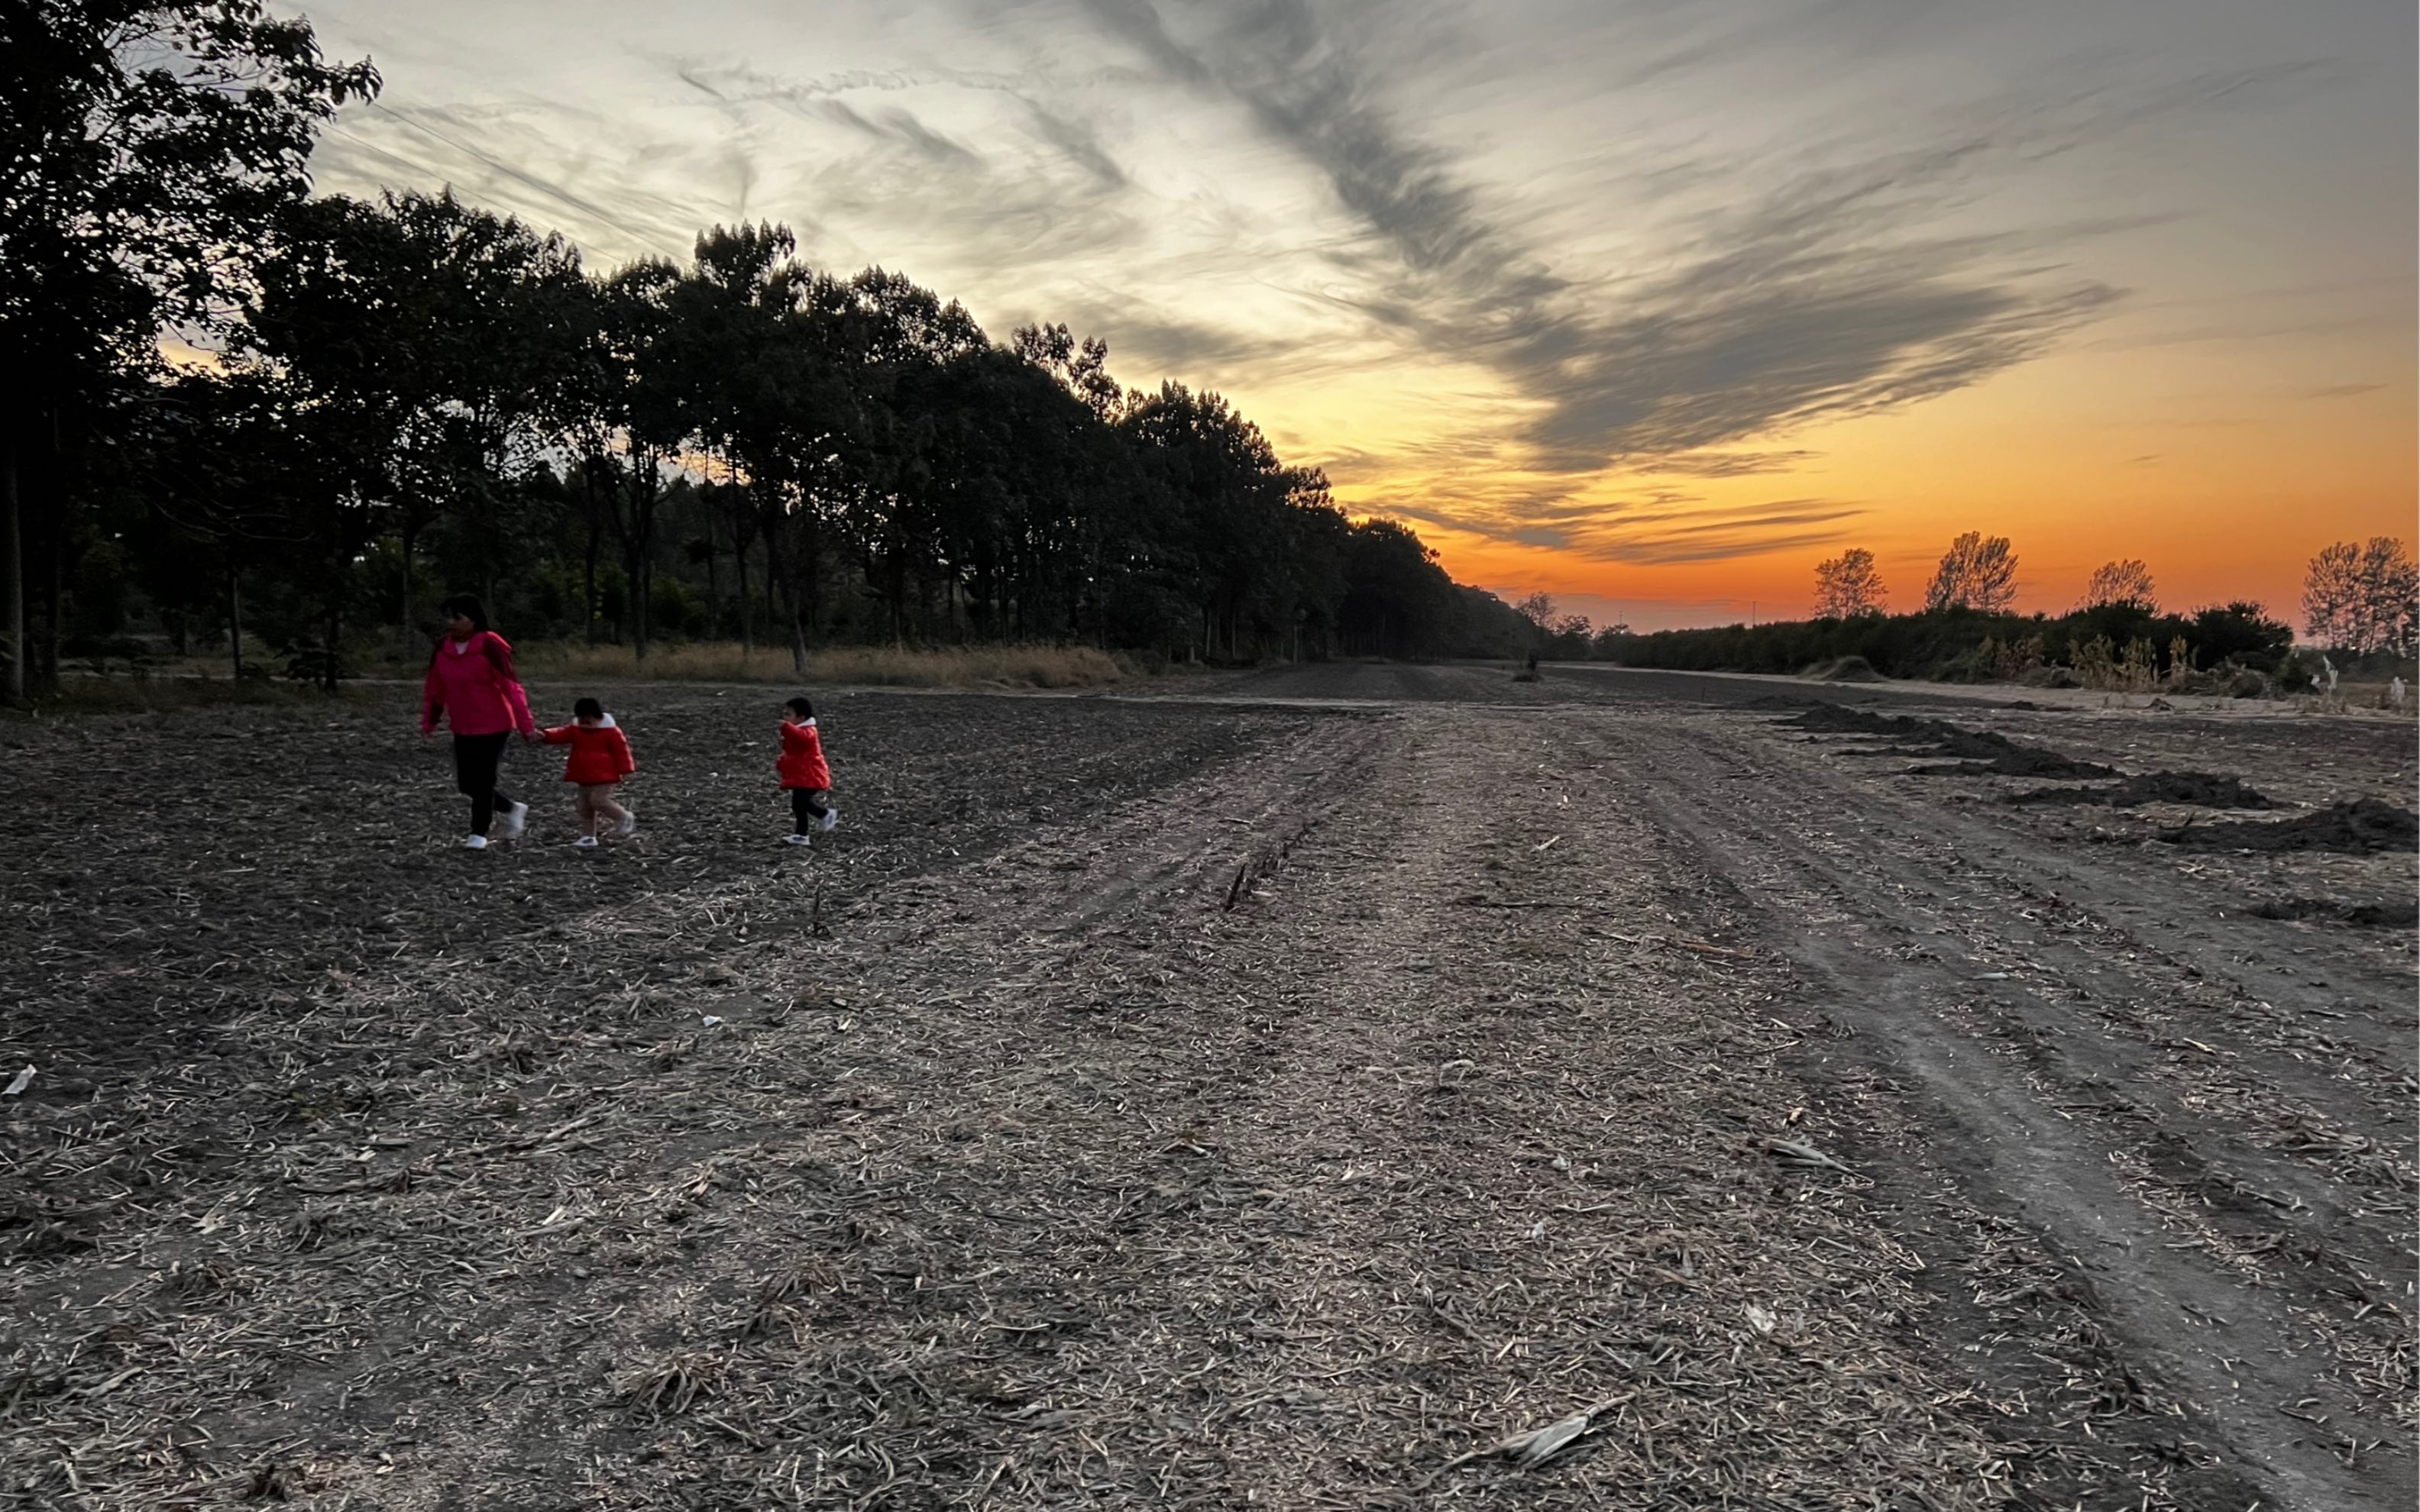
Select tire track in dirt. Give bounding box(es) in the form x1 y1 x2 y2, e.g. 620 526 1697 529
1607 712 2414 1511
1141 709 2017 1507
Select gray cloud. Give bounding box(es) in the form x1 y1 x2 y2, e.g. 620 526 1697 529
806 100 982 164
1022 100 1128 189
1059 309 1292 377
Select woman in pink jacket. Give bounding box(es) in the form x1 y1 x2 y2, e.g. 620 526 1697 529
419 595 539 849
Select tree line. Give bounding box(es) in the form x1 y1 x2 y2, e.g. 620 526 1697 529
2 0 1533 698
1606 533 2415 685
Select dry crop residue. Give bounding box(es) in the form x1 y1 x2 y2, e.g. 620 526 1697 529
1 669 2411 1509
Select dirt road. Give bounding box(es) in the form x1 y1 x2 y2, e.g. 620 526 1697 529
2 665 2411 1508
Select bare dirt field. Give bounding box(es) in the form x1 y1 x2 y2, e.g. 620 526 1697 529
3 663 2412 1510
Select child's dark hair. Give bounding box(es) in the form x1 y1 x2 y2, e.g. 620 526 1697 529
573 696 603 720
784 696 814 719
438 593 489 632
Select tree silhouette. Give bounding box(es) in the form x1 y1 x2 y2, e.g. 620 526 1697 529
1924 532 2018 613
0 0 376 699
2304 538 2416 654
2081 559 2156 612
1813 548 1886 618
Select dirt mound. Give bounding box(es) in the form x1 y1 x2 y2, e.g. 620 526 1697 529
1788 706 2114 779
2162 797 2419 855
2011 772 2274 809
1789 704 1923 736
1911 749 2116 780
2247 896 2413 929
1804 655 1884 682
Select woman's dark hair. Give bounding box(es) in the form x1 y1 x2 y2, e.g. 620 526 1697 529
573 696 603 720
438 594 489 633
784 696 814 719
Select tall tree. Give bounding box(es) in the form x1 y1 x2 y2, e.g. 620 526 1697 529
2301 541 2361 651
1924 532 2018 612
2354 537 2418 657
1813 548 1886 618
2081 558 2156 612
0 0 376 699
2305 537 2418 654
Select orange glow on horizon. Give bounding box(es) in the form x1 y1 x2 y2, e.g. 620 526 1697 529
1311 326 2417 632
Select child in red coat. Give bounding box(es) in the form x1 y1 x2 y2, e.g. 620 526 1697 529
778 696 838 846
541 696 638 848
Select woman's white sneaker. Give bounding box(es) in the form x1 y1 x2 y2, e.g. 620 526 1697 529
495 800 529 840
461 834 488 851
781 833 811 847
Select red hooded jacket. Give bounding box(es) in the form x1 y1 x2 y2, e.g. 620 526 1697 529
541 716 636 785
421 632 537 738
778 718 830 790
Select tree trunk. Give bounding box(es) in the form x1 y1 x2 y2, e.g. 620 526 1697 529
400 518 418 645
36 409 63 690
42 483 62 690
762 530 778 634
636 555 652 661
733 534 752 651
0 433 21 705
228 558 244 680
583 510 600 647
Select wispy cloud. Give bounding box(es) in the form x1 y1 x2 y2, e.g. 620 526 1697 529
1078 0 2122 478
1369 485 1866 565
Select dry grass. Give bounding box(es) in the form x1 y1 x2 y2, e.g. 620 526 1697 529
518 641 1136 690
6 671 354 716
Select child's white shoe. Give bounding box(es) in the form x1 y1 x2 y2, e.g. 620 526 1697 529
461 834 488 851
495 800 529 840
781 833 811 847
817 806 839 833
574 835 599 849
613 809 636 838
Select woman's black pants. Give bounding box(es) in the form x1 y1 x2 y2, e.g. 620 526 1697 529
452 732 520 835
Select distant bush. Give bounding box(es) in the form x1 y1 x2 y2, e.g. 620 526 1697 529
1597 600 2299 687
514 641 1137 690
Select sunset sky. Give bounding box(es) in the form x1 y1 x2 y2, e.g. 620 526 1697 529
299 0 2415 632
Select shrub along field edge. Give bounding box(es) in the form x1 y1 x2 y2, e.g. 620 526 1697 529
15 643 1147 711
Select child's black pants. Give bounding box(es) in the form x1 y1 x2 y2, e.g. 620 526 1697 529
790 788 831 833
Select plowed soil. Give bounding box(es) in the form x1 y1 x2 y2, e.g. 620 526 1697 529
2 664 2412 1510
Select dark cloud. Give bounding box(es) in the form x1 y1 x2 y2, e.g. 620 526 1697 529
1575 497 1868 567
1361 483 1865 566
803 100 982 164
1634 449 1823 479
1071 310 1292 376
